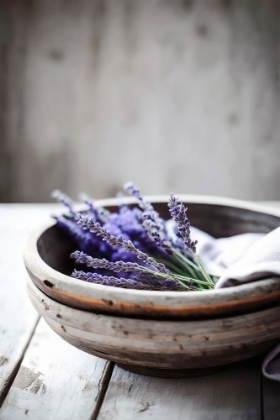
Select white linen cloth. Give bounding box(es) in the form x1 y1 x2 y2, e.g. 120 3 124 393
191 226 280 382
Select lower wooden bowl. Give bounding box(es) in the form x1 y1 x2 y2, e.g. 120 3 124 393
27 277 280 376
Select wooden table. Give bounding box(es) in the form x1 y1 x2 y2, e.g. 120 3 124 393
0 203 280 420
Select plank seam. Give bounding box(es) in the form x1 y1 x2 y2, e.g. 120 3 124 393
91 362 114 420
0 315 40 409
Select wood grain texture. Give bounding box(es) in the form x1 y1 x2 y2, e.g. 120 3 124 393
0 0 280 202
27 276 280 372
24 197 280 318
0 205 58 406
0 319 113 420
98 359 261 420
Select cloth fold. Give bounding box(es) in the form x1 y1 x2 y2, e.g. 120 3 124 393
191 226 280 382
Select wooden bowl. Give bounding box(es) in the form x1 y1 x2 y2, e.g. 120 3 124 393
27 276 280 375
24 195 280 319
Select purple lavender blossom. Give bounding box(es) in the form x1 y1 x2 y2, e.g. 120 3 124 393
79 193 110 223
54 216 105 256
100 207 161 266
125 182 154 213
125 182 173 254
143 219 164 247
71 250 146 273
132 271 185 290
52 186 210 291
54 200 168 278
72 270 154 289
71 250 182 289
76 214 171 275
168 194 197 252
125 182 164 236
142 219 173 256
125 182 161 231
72 270 183 291
52 190 76 217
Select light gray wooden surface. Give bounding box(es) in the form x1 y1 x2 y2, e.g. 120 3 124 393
0 0 280 202
0 320 112 420
0 203 280 420
98 360 261 420
0 205 62 407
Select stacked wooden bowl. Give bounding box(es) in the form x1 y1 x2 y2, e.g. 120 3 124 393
24 196 280 377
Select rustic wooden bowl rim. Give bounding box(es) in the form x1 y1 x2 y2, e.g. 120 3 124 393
24 195 280 309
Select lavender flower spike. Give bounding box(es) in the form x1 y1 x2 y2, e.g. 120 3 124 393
79 193 110 223
125 182 171 252
71 250 146 273
125 182 160 226
52 189 76 217
72 270 169 290
76 214 171 275
124 182 153 213
168 194 198 252
142 219 172 256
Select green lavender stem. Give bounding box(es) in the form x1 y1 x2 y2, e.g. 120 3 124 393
170 253 203 290
172 252 201 279
171 248 205 288
171 247 214 287
193 253 215 286
171 272 213 287
164 246 215 290
136 265 210 290
158 259 188 276
171 248 200 272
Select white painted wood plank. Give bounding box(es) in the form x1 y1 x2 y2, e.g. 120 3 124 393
98 360 261 420
0 205 59 405
0 319 113 420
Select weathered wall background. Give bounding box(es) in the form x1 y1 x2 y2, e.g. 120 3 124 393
0 0 279 202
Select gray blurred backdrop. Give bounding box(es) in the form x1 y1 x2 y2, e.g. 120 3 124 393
0 0 280 202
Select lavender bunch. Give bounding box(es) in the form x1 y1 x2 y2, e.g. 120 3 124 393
53 183 215 291
74 210 213 289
